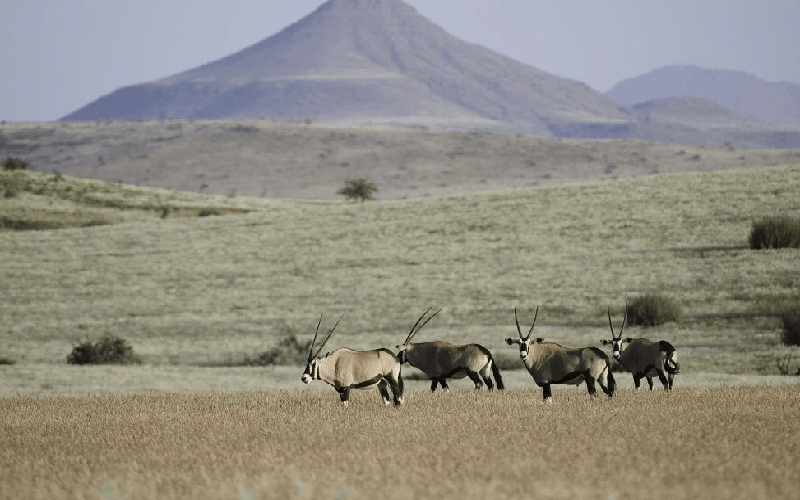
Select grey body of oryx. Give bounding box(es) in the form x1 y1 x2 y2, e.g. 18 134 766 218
507 307 615 402
301 315 404 406
400 341 505 392
396 308 504 392
602 306 680 390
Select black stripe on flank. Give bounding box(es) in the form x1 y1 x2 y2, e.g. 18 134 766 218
547 371 585 385
350 374 385 389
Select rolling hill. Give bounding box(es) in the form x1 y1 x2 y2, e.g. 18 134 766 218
606 64 800 125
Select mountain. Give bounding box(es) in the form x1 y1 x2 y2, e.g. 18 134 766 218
606 65 800 125
62 0 632 136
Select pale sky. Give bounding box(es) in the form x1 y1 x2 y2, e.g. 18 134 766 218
3 0 799 122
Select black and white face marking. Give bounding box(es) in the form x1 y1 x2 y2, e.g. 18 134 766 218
611 339 622 360
300 359 317 384
505 337 530 360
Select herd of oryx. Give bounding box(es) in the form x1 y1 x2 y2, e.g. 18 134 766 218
301 305 680 406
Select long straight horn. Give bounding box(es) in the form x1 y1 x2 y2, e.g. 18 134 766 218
527 305 539 337
315 314 343 358
415 308 442 337
619 300 628 338
608 307 621 341
403 307 435 345
309 313 324 361
514 308 523 338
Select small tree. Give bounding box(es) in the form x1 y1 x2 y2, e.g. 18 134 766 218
626 294 682 327
67 334 141 365
337 178 377 202
2 157 30 171
749 217 800 249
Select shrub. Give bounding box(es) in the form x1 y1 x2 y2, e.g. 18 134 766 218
337 178 377 202
781 311 800 347
67 334 141 365
246 332 313 366
626 295 682 327
1 157 30 170
749 217 800 249
0 352 15 365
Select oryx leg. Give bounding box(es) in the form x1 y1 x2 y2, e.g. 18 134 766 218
541 383 553 403
584 375 599 398
633 373 644 390
645 375 655 390
667 372 675 390
467 371 484 390
386 375 404 406
337 387 351 407
377 379 392 406
655 370 670 391
480 365 495 391
434 379 451 392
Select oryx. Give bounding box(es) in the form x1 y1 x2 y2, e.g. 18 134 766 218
300 314 404 407
601 307 679 390
396 308 505 392
506 307 615 402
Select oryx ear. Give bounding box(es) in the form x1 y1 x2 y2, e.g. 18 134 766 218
535 338 544 344
625 338 633 342
600 339 611 345
505 338 516 345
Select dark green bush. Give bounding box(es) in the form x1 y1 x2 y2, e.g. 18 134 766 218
781 311 800 347
246 333 313 366
337 178 377 202
2 157 30 170
67 334 141 365
626 295 682 327
749 217 800 249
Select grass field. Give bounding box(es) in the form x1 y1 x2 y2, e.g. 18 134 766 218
2 164 800 391
2 387 799 499
2 161 800 499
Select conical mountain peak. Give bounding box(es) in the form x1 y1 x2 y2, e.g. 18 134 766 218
62 0 630 134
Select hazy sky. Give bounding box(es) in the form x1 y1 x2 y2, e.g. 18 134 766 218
4 0 799 122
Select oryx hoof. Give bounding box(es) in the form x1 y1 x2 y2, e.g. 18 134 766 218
543 397 553 403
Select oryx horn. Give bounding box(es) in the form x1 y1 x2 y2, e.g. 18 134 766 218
607 301 627 341
308 313 325 362
315 314 343 358
515 306 538 339
403 307 442 345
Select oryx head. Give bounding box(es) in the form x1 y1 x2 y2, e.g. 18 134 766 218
506 307 543 360
301 313 343 384
395 307 442 364
600 304 628 360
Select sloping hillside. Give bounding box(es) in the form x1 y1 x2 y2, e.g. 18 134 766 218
3 119 800 199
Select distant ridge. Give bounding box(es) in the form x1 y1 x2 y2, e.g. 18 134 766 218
62 0 631 136
606 65 800 125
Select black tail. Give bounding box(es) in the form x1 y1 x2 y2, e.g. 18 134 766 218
664 357 680 374
490 357 505 391
607 366 616 397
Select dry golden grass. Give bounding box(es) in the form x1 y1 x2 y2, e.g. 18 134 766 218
2 387 799 499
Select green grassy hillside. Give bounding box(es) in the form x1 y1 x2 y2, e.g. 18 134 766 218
1 165 799 393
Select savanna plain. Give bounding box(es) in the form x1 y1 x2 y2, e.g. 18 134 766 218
2 126 800 498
